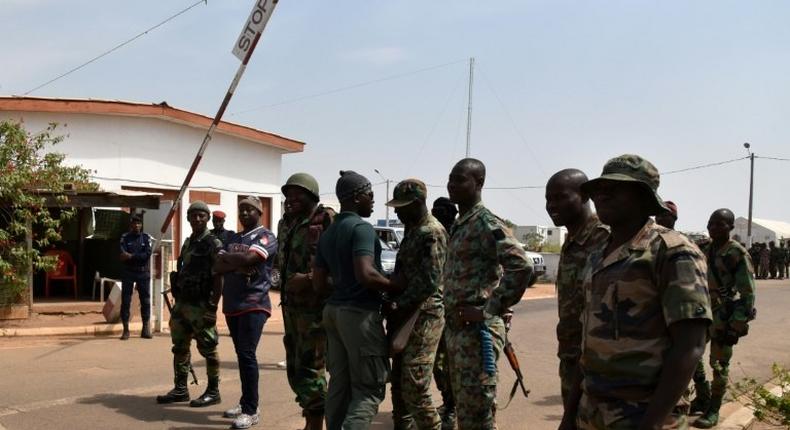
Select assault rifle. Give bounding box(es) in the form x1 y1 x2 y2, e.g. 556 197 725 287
501 310 529 408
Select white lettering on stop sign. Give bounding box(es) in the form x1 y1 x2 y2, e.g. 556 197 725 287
232 0 277 61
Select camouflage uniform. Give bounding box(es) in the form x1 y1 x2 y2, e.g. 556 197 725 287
276 204 334 417
693 239 756 427
556 215 609 405
444 201 532 430
576 219 712 430
170 229 223 387
388 204 447 430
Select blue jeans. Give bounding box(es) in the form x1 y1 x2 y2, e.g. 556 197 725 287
226 311 268 415
121 273 150 323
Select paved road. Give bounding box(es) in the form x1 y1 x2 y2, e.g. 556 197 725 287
1 280 788 430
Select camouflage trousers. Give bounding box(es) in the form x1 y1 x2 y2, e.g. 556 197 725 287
445 314 505 430
283 305 327 415
169 301 220 382
576 394 688 429
433 329 454 408
694 336 734 399
391 309 445 430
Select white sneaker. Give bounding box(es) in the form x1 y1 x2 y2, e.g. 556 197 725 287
231 413 260 429
223 405 242 419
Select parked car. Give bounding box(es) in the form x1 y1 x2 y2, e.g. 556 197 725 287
379 239 397 275
374 226 404 250
523 249 547 281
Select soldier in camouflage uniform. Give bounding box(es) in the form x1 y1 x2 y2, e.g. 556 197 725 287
430 197 458 430
276 173 335 430
692 209 756 428
775 241 786 280
769 241 782 279
157 201 224 407
559 155 712 430
385 179 447 430
444 158 533 430
544 169 609 411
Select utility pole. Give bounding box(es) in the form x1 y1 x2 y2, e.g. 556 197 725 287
375 169 391 226
745 142 754 246
465 57 474 157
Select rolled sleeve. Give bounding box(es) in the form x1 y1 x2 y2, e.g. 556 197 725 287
485 225 532 316
662 253 712 326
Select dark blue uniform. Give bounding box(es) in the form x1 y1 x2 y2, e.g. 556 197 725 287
119 231 152 323
210 227 236 248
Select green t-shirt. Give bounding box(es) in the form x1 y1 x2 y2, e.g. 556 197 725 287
315 211 383 309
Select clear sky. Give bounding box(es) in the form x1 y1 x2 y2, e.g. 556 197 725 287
3 1 789 232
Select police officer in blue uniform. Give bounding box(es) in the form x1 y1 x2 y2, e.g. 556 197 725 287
119 213 153 340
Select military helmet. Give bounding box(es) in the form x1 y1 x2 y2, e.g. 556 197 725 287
282 173 320 201
187 200 210 215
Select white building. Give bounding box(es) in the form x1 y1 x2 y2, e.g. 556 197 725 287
1 96 304 302
512 225 567 249
1 96 304 248
733 217 790 245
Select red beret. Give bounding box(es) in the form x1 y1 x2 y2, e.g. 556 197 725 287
212 210 226 219
664 201 678 218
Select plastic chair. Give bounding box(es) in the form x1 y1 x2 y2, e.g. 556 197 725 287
44 250 78 298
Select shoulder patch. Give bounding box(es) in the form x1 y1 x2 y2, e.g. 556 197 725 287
492 228 506 241
659 231 688 249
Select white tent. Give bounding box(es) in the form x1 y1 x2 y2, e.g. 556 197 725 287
733 217 790 245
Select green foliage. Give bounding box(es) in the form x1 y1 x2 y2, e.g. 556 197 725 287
0 120 97 306
523 232 545 252
732 363 790 428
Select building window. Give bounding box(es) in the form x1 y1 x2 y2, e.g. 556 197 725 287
189 190 221 205
548 230 553 236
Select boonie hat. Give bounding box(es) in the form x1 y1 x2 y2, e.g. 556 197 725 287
581 154 669 215
386 179 428 208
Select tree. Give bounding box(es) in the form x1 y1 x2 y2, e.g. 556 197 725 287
0 120 97 306
523 232 545 252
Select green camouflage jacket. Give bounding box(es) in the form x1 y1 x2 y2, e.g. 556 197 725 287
556 214 609 362
275 205 334 306
706 239 756 322
392 213 448 315
580 219 712 402
444 201 532 317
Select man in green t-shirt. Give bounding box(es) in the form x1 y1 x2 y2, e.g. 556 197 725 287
314 170 401 430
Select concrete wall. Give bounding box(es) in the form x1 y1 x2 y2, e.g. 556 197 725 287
2 111 286 245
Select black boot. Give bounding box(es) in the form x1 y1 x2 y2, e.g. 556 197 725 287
156 376 190 404
141 321 152 339
690 381 711 415
693 395 722 428
120 321 130 340
189 377 220 407
439 403 457 430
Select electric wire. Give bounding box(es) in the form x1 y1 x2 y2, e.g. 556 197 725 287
478 66 546 175
756 155 790 162
661 156 749 175
229 59 467 116
24 0 208 95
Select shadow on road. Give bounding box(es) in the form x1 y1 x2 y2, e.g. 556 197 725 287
533 394 563 406
78 393 228 428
